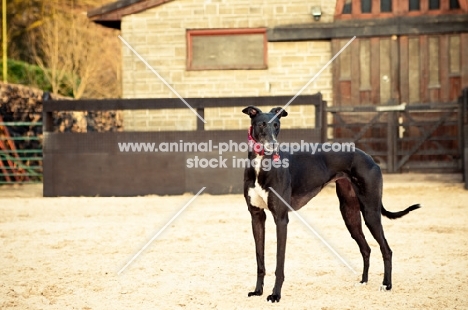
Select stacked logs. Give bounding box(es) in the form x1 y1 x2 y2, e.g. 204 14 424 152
0 82 123 134
1 83 46 159
0 82 123 183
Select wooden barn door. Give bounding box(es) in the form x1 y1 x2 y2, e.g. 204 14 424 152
332 36 400 106
331 34 468 172
332 34 467 106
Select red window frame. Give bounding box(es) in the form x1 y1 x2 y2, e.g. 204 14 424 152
186 28 268 71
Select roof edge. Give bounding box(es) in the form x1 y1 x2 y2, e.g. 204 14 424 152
88 0 143 18
88 0 173 29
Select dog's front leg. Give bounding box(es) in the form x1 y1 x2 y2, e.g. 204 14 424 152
268 210 289 303
248 206 266 297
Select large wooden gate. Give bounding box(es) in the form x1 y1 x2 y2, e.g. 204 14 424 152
323 100 463 172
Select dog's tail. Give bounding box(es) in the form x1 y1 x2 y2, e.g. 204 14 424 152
381 204 421 219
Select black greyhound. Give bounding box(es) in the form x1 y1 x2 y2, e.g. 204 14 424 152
243 106 420 303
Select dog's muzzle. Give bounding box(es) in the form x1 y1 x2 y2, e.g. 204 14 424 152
263 141 278 153
247 126 280 162
264 141 280 162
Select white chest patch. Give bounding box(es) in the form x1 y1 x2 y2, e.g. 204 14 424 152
247 156 269 210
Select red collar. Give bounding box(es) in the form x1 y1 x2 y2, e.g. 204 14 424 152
248 126 280 162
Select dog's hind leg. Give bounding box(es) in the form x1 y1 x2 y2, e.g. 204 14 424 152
354 169 393 291
361 208 393 291
336 178 371 284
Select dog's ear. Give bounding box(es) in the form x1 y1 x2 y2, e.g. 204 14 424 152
270 107 288 119
242 106 262 118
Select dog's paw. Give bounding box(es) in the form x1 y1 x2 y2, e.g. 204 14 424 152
248 290 263 297
354 281 367 287
267 294 281 303
379 284 392 292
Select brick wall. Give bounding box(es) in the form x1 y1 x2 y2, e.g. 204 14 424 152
121 0 336 131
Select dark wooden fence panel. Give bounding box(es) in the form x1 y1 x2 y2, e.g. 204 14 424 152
43 130 322 196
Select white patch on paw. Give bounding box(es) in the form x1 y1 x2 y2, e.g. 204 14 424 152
379 285 390 292
354 282 367 287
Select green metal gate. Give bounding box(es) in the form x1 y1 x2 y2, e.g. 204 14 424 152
0 117 43 184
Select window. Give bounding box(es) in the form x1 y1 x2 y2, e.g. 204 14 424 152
381 0 392 12
450 0 461 9
361 0 372 13
429 0 440 9
186 29 267 70
343 1 352 13
409 0 421 11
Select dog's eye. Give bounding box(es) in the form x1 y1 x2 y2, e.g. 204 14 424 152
273 123 279 128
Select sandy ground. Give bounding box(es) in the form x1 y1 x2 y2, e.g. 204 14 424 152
1 174 468 309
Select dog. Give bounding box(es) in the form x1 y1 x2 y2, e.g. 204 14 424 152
242 105 420 302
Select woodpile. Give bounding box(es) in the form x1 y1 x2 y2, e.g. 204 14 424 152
0 83 45 162
0 82 123 183
0 82 123 134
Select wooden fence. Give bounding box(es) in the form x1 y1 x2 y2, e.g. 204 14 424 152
42 88 468 196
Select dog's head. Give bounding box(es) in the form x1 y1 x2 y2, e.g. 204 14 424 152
242 106 288 154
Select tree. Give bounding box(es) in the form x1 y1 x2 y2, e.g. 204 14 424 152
1 0 121 98
66 13 121 99
31 9 69 96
